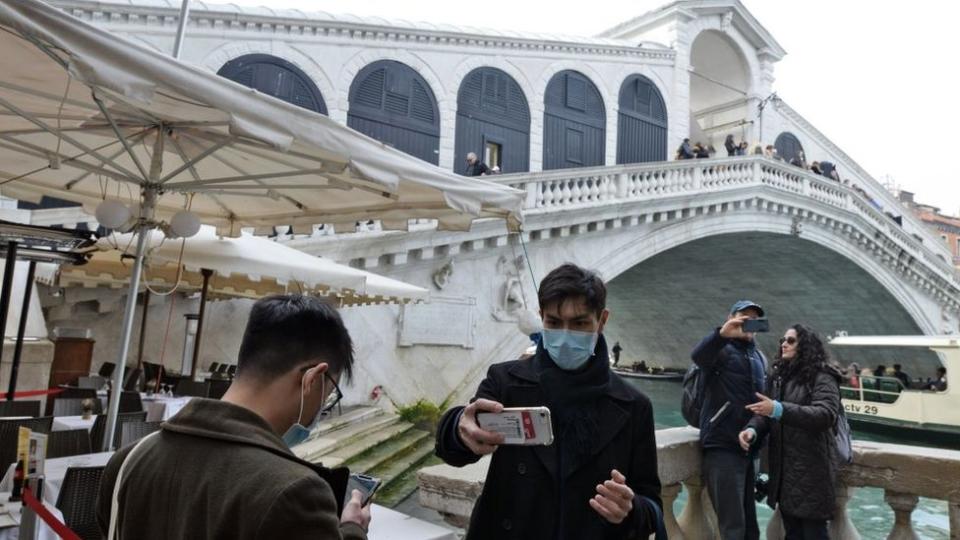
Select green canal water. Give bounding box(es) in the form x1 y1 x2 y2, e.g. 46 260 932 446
627 378 952 539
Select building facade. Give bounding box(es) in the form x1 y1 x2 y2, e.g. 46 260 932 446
900 191 960 268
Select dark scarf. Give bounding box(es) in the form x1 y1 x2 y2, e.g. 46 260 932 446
535 334 611 474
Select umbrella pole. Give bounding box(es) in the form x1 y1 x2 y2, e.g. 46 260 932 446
190 268 212 381
102 227 150 450
136 290 150 370
0 242 17 398
7 261 36 401
172 0 191 59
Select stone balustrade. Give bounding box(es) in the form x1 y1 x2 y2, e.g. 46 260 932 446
417 427 960 539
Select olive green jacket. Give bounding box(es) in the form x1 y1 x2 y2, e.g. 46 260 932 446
96 398 366 540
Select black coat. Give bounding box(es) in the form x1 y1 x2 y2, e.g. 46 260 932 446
691 329 766 451
435 346 662 540
747 365 842 520
465 161 490 176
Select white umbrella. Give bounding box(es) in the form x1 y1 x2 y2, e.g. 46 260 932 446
0 0 523 449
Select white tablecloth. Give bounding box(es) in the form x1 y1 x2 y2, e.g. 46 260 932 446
0 452 114 507
368 504 457 540
144 396 192 422
0 493 64 540
51 416 96 432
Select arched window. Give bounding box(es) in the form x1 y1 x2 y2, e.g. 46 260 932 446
617 75 667 164
543 71 605 170
455 67 530 174
348 60 440 165
217 54 327 114
775 132 805 164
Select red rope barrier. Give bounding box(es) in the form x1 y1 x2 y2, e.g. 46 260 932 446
21 487 82 540
0 388 64 399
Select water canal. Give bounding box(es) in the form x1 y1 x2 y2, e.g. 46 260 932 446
627 378 952 539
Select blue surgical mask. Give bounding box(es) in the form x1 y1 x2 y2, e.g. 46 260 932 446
282 374 325 448
542 328 598 370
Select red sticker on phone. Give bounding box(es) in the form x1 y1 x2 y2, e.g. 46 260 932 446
521 411 536 440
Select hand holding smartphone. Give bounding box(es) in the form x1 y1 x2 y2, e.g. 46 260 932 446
344 473 382 507
476 407 554 446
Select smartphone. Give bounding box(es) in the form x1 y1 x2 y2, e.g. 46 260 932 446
742 318 770 333
344 473 381 507
476 406 554 446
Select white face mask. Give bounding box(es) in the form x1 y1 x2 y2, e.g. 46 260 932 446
282 373 325 447
542 328 598 370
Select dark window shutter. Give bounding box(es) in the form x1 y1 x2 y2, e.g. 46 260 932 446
355 68 385 108
410 81 435 123
566 75 587 111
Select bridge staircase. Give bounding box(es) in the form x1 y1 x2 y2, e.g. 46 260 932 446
293 406 438 507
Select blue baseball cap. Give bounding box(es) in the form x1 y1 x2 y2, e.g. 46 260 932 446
730 300 764 317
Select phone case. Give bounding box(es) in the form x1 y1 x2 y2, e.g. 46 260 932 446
476 406 554 446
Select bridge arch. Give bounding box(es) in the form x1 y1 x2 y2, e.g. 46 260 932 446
688 28 755 150
542 70 606 170
616 74 668 164
594 214 936 341
454 67 531 174
775 131 805 163
217 53 328 114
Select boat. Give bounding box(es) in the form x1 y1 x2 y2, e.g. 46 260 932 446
612 367 684 381
829 335 959 446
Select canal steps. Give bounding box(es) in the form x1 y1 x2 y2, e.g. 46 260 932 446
294 406 436 507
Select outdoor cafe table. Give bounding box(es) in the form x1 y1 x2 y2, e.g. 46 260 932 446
143 395 193 422
51 415 96 432
0 452 114 507
0 492 64 540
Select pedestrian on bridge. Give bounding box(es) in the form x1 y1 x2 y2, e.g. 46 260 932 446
435 263 663 539
739 324 842 540
690 300 768 540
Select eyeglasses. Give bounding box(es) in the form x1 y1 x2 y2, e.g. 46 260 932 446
321 372 343 414
779 337 797 346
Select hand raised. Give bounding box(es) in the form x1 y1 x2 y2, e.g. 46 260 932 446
720 315 751 340
745 392 775 417
457 398 506 456
589 469 634 524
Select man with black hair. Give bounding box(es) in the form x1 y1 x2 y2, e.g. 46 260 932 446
435 263 662 539
97 295 370 540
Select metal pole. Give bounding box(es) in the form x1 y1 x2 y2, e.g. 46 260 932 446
190 268 212 380
136 290 150 369
0 242 18 389
103 226 151 450
172 0 191 59
8 261 36 400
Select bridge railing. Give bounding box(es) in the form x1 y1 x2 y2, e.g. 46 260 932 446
494 156 960 286
417 427 960 539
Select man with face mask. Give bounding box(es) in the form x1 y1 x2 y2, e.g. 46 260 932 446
96 295 370 539
435 264 662 539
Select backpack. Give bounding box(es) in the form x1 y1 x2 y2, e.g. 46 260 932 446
681 364 706 427
833 391 853 465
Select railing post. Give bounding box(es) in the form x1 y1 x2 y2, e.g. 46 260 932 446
616 172 628 199
661 483 686 540
524 182 538 209
801 176 811 197
678 475 714 540
830 484 862 540
692 165 702 190
752 159 762 185
884 491 920 540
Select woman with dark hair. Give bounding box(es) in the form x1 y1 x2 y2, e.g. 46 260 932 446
725 134 737 157
737 325 842 540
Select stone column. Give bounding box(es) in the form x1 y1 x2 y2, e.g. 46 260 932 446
830 484 862 540
884 491 919 540
677 475 714 540
660 483 685 540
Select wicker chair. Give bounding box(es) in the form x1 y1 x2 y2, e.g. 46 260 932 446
207 379 230 400
175 380 210 398
52 398 103 417
120 421 162 448
56 466 105 540
90 411 147 451
0 416 54 472
47 429 93 459
0 399 40 418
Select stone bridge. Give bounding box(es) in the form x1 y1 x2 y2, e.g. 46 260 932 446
274 155 960 407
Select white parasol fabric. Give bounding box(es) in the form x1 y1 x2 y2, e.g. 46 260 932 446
37 225 428 305
0 0 524 233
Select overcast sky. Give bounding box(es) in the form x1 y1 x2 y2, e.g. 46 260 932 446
224 0 960 214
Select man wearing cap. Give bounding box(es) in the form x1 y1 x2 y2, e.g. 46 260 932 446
690 301 767 540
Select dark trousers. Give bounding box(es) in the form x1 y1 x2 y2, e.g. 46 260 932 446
781 511 828 540
703 448 759 540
